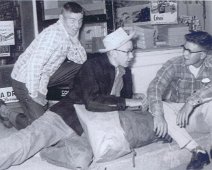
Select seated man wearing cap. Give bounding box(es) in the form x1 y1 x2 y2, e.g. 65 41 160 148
0 27 151 169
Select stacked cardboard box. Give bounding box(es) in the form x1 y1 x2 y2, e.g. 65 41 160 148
134 26 155 49
158 25 189 46
124 26 155 49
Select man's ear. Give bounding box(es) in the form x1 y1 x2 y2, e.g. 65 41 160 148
108 50 114 56
107 50 117 60
111 50 119 58
200 52 207 59
59 14 63 21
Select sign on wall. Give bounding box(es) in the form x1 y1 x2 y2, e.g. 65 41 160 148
0 21 15 46
116 1 178 27
150 0 178 24
116 4 151 26
0 87 18 103
0 46 10 57
43 0 106 20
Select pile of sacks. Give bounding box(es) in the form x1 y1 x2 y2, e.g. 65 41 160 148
40 104 158 169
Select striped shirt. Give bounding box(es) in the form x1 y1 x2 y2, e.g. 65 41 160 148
11 19 87 98
147 56 212 116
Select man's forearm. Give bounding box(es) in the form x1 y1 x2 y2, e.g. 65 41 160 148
149 101 164 117
85 96 126 112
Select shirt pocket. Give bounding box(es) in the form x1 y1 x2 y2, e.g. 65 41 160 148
177 79 193 94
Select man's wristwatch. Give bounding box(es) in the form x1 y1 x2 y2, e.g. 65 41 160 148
187 99 201 107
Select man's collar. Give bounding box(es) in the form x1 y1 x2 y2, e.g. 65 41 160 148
202 54 212 67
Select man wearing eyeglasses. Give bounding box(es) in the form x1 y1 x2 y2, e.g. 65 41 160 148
148 31 212 170
49 27 149 135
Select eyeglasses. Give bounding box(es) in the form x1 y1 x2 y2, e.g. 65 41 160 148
181 45 204 54
114 49 134 55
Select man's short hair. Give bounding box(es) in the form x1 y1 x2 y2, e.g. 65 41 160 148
185 31 212 51
62 2 84 14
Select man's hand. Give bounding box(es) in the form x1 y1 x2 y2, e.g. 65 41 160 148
153 115 168 138
32 92 47 106
176 102 194 128
132 93 149 111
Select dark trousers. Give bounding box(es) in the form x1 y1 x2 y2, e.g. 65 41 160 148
11 61 81 130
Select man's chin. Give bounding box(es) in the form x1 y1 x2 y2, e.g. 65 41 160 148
121 63 129 67
126 62 133 67
185 61 191 66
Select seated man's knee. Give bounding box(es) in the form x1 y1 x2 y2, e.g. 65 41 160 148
162 102 178 121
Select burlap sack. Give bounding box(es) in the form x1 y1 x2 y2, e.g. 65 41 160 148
119 110 156 148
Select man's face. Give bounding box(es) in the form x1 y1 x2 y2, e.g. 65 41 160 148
113 41 134 67
183 41 206 67
62 11 83 36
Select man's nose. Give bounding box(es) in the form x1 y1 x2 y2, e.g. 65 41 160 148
128 52 134 60
183 50 190 59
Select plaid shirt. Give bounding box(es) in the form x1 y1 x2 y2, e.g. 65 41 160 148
147 56 212 116
11 19 86 98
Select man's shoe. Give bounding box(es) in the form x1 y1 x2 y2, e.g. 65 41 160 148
210 149 212 159
186 151 210 170
0 99 13 128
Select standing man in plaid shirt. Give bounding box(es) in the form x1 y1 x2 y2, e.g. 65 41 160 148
147 31 212 170
3 2 87 129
